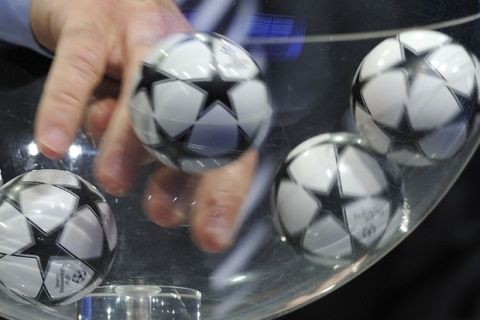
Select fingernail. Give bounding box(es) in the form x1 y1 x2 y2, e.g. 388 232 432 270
204 209 234 248
40 126 70 157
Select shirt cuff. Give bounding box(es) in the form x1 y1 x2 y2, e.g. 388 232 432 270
0 0 51 56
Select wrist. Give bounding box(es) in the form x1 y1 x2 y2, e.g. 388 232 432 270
0 0 51 56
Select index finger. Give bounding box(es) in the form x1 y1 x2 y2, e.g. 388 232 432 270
35 19 109 159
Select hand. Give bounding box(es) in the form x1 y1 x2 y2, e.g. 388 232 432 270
31 0 258 252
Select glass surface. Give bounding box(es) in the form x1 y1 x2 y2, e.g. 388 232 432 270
0 1 480 319
77 285 201 320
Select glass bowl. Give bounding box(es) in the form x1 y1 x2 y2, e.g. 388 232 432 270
0 1 479 319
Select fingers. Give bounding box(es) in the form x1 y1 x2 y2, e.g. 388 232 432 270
93 2 192 196
143 167 198 228
35 19 110 159
93 102 147 196
84 79 120 139
92 24 155 196
190 151 259 253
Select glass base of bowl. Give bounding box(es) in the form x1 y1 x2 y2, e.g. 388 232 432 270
76 285 201 320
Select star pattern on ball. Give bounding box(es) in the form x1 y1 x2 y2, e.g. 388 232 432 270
305 145 357 231
137 67 253 160
135 63 174 109
354 39 472 158
0 170 117 305
375 112 431 156
62 181 104 217
191 73 238 118
129 33 272 172
61 182 114 273
19 224 70 275
450 81 478 124
394 44 446 87
309 179 356 230
280 144 398 258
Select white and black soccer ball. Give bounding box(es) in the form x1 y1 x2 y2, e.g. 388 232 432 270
353 30 478 166
0 169 117 307
130 33 273 173
272 133 402 266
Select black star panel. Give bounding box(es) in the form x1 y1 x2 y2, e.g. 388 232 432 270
191 74 238 118
19 224 70 275
306 145 357 232
394 44 447 88
450 83 478 125
309 181 357 231
135 63 175 109
61 180 104 218
374 113 431 156
60 181 114 273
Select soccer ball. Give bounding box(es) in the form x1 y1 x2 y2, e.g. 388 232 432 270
272 133 403 266
130 33 273 173
353 30 478 166
0 169 117 307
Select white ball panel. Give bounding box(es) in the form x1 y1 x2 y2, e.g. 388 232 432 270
231 80 270 137
95 202 118 251
187 104 238 156
288 144 338 194
144 34 191 66
286 134 334 162
303 215 352 257
362 70 407 127
345 197 390 247
399 30 450 54
276 180 319 235
360 39 404 80
407 74 460 130
338 147 387 197
44 258 94 300
0 256 43 298
355 107 392 154
213 37 259 80
419 121 468 160
0 203 33 254
59 207 104 260
22 170 79 188
20 185 78 234
154 81 204 138
130 89 161 145
427 44 475 97
473 55 480 104
159 39 213 80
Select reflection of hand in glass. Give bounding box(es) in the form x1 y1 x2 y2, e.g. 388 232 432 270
31 0 257 253
144 151 258 253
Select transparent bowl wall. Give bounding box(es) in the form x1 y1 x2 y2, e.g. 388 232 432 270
1 1 480 319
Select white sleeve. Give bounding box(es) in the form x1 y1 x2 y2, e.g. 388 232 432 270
0 0 50 55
